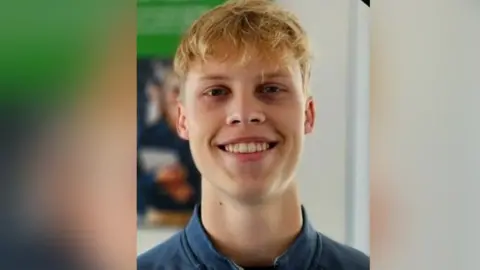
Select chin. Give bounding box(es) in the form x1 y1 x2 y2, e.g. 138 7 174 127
223 173 277 201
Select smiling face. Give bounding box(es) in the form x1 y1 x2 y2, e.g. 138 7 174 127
177 53 315 203
172 0 313 203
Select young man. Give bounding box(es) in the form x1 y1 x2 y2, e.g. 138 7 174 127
138 0 370 269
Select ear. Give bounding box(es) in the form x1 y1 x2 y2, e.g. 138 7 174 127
304 96 315 134
176 101 189 140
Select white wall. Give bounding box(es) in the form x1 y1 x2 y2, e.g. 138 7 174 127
137 0 370 254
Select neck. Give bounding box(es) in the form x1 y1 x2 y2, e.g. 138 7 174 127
200 182 303 267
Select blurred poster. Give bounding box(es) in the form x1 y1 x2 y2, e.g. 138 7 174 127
137 0 224 228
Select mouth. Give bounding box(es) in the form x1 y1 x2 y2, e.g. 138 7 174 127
217 142 279 154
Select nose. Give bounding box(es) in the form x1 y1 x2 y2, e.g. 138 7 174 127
227 112 266 125
226 98 266 126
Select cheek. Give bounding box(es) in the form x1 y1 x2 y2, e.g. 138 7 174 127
186 110 220 147
187 99 224 130
187 97 214 116
270 103 304 132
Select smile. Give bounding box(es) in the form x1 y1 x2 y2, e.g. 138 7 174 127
218 142 278 154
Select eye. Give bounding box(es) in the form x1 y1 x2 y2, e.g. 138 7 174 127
259 85 282 94
205 87 229 96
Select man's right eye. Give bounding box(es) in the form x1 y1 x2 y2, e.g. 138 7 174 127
206 88 228 96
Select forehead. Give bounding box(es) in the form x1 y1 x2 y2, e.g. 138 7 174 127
186 52 302 82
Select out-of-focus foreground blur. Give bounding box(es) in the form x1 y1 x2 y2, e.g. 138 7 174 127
370 0 480 269
0 1 136 269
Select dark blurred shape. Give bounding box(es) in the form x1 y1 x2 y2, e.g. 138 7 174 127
0 228 96 270
138 59 155 139
137 62 201 228
0 0 136 269
0 106 99 270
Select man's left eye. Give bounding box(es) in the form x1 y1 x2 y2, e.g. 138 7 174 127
261 85 281 93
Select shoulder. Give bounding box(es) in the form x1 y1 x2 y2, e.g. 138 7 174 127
316 233 370 270
137 232 194 270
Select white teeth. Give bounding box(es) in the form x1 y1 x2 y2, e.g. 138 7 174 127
223 142 271 153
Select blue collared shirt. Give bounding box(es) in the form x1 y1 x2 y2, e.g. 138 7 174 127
138 205 369 270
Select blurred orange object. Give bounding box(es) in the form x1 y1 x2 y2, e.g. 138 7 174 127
157 163 186 183
170 184 194 203
156 164 194 203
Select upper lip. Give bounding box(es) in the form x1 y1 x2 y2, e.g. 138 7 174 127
217 136 277 145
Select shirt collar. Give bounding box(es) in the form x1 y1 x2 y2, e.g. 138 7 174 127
183 204 322 269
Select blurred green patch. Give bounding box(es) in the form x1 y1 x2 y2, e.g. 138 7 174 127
0 0 130 106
